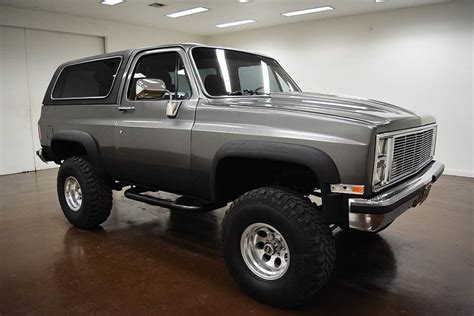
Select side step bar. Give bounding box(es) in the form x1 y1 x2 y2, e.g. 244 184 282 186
124 187 215 212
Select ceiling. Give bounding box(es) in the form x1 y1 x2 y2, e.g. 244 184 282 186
0 0 448 36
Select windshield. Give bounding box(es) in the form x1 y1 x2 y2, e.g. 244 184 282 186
192 47 300 96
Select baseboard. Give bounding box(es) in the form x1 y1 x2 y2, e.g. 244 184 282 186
444 168 474 178
0 166 59 177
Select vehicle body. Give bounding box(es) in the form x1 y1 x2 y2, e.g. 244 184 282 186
37 43 444 307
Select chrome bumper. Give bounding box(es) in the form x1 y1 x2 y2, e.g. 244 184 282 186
348 161 444 232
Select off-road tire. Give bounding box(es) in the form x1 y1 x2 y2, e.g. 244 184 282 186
57 156 112 229
221 187 336 308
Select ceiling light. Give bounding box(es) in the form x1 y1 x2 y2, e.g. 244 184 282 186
374 0 387 2
100 0 125 5
282 6 334 17
166 7 209 18
238 0 250 2
216 19 256 28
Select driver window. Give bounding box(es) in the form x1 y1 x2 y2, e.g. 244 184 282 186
128 52 192 100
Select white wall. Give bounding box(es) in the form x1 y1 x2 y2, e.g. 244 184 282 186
0 26 36 174
1 26 107 175
0 5 204 52
0 6 204 175
471 1 474 174
208 1 474 177
0 3 472 177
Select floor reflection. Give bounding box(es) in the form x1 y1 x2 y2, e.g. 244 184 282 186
58 212 397 299
332 230 397 290
2 169 471 314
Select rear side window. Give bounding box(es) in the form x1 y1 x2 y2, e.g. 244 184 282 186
52 57 121 99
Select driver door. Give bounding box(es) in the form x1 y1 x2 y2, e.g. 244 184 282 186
114 48 198 193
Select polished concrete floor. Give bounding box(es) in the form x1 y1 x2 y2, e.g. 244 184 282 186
0 169 472 315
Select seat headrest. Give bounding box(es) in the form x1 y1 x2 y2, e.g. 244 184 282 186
204 74 227 96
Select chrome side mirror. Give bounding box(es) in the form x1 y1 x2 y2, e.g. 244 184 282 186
135 78 181 118
136 78 167 100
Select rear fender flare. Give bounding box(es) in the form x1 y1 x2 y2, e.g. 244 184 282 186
51 130 103 174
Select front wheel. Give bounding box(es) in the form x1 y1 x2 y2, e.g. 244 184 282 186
221 187 336 308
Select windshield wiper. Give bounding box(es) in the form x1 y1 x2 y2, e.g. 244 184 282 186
227 89 270 96
227 89 256 96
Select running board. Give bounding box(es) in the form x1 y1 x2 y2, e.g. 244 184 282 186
124 188 215 212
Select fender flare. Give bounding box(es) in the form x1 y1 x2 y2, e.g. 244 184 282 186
211 140 340 201
51 130 103 173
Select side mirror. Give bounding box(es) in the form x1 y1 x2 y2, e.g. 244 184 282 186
136 78 167 100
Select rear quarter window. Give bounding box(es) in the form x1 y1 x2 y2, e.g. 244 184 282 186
52 57 122 99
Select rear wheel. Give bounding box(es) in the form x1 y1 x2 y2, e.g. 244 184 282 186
57 156 112 229
221 187 336 308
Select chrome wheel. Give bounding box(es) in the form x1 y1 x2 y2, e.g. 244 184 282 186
64 176 82 211
240 223 290 280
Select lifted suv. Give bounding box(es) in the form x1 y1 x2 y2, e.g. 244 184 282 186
37 44 444 307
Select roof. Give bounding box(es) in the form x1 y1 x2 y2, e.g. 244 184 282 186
59 43 273 68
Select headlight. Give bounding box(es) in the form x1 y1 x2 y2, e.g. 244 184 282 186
377 138 388 157
372 136 393 188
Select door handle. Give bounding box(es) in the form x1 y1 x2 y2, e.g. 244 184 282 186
118 106 135 112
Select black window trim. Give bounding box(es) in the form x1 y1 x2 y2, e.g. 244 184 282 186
50 55 123 101
125 48 195 102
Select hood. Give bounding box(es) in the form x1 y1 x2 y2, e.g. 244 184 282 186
212 92 436 132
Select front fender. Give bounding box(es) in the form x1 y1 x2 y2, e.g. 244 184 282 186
211 140 340 198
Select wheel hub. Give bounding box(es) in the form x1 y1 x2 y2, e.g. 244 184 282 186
263 243 275 255
64 176 82 212
240 223 290 280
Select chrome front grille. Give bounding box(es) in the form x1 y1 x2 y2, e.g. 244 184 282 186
389 127 435 183
373 124 437 192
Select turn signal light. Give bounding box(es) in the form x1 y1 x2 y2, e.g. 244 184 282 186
330 184 365 195
351 186 364 194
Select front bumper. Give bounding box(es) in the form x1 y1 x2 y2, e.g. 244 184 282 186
348 161 444 232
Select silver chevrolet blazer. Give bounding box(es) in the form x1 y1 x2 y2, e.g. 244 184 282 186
37 43 444 307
